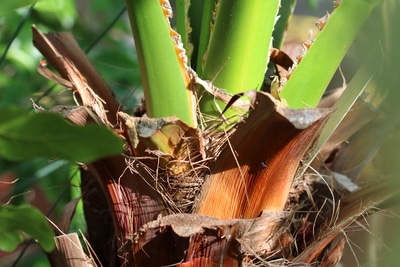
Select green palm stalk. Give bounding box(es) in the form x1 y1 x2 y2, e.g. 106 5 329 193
199 0 280 117
125 0 196 126
280 0 381 108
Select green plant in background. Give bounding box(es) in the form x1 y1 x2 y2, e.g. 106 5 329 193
0 205 55 253
1 0 400 266
0 0 131 265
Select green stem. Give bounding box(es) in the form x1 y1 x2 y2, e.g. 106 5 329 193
199 0 280 117
194 0 217 75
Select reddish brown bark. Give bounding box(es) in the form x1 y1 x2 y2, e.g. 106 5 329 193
196 93 332 219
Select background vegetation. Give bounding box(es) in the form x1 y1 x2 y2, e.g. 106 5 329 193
0 1 137 265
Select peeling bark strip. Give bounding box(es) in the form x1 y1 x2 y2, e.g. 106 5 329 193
32 25 120 125
196 92 333 219
32 26 169 266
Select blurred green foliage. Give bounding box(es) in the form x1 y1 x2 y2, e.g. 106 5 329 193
0 0 141 110
0 0 139 265
0 205 55 252
0 107 123 162
306 0 323 10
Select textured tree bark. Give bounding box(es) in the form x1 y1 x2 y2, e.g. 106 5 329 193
196 93 332 218
49 233 92 267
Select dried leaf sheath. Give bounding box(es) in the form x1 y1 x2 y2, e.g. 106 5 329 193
32 26 169 265
196 92 332 218
118 112 208 212
86 156 170 264
136 212 289 267
32 25 119 125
